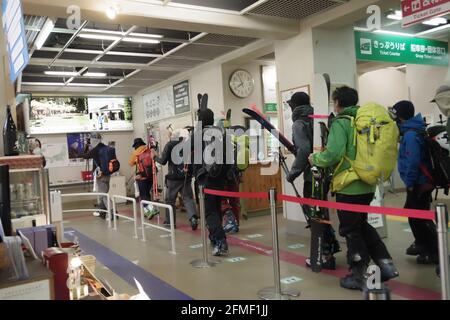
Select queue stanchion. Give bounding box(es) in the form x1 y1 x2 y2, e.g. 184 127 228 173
436 203 450 300
258 188 300 300
190 185 220 268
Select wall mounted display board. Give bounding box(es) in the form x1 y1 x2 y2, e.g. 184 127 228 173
29 97 133 134
355 31 449 66
173 80 190 115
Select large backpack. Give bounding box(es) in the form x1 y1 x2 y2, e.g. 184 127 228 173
332 103 399 191
136 147 153 180
230 125 250 172
98 145 120 176
203 126 228 178
420 126 450 196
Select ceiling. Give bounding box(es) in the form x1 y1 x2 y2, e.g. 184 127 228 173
20 0 350 96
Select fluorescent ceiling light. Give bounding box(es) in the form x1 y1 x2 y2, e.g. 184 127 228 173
78 33 121 41
416 23 450 36
22 82 64 86
374 29 414 37
82 28 125 36
35 18 55 49
44 71 78 76
106 6 119 20
78 33 160 44
422 17 447 26
83 72 107 77
123 37 160 44
106 51 161 57
387 10 402 21
130 32 163 39
67 83 108 87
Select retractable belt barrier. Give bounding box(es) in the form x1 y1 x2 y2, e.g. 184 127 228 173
203 189 435 220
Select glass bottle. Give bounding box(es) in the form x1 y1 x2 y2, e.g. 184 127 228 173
3 105 19 156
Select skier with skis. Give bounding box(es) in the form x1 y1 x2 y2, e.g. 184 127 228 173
286 92 340 270
309 86 399 290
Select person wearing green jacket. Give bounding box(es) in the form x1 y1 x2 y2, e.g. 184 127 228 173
309 86 398 291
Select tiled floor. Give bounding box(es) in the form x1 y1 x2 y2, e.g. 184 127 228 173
62 190 449 300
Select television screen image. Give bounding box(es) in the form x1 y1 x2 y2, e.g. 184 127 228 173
29 96 133 134
66 133 91 160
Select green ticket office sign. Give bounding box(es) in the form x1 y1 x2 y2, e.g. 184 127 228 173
264 103 278 113
355 31 449 66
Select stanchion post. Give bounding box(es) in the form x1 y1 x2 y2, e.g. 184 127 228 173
140 201 147 242
132 200 138 239
258 188 300 300
112 197 117 231
436 203 449 300
190 185 219 268
107 194 112 229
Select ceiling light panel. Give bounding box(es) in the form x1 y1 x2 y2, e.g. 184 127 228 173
170 0 259 11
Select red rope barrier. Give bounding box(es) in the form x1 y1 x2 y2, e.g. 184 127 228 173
203 188 435 221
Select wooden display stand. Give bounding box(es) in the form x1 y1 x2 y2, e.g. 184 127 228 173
241 162 283 216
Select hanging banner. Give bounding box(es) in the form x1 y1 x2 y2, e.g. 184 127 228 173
2 0 29 83
355 31 449 66
402 0 450 28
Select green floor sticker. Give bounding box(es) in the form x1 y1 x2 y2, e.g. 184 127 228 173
281 276 302 284
403 228 412 233
189 244 203 249
247 234 263 239
226 257 247 263
160 234 171 238
288 243 305 249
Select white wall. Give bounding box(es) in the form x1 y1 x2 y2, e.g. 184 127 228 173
406 65 448 124
359 69 408 107
222 62 264 126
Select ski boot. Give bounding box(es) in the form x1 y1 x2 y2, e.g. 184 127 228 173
376 259 399 282
212 238 229 256
340 255 368 291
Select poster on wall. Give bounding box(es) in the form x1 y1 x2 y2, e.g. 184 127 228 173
280 85 310 152
66 132 91 159
173 80 190 115
29 97 133 134
39 143 69 168
143 86 175 123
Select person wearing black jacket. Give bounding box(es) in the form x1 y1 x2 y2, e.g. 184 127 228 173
191 107 229 256
154 130 198 230
83 133 114 219
286 92 340 270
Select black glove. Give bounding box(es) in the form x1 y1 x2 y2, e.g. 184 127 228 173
286 173 296 183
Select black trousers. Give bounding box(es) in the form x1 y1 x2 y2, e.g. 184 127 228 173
405 188 438 254
336 193 391 266
203 176 226 242
137 179 152 202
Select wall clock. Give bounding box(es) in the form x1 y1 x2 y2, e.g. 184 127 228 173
229 69 255 98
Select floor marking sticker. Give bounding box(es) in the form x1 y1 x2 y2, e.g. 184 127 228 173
225 257 246 263
403 228 412 233
189 244 203 249
288 243 305 249
160 234 172 238
247 234 263 239
281 276 302 284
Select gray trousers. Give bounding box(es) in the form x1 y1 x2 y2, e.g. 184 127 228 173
165 179 197 223
97 175 110 211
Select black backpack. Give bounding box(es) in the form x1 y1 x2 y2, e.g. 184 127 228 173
419 128 450 196
203 126 233 178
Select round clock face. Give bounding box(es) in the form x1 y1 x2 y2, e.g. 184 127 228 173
229 70 254 98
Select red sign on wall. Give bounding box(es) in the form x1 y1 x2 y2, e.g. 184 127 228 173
402 0 450 27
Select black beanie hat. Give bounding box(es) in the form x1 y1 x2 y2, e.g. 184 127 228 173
288 92 310 108
392 100 415 120
197 108 214 127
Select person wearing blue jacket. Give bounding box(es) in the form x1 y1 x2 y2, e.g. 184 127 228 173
392 101 438 265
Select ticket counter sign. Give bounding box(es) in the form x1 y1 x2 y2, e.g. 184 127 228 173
402 0 450 28
355 31 448 66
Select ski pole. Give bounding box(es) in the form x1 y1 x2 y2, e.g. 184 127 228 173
277 151 311 225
